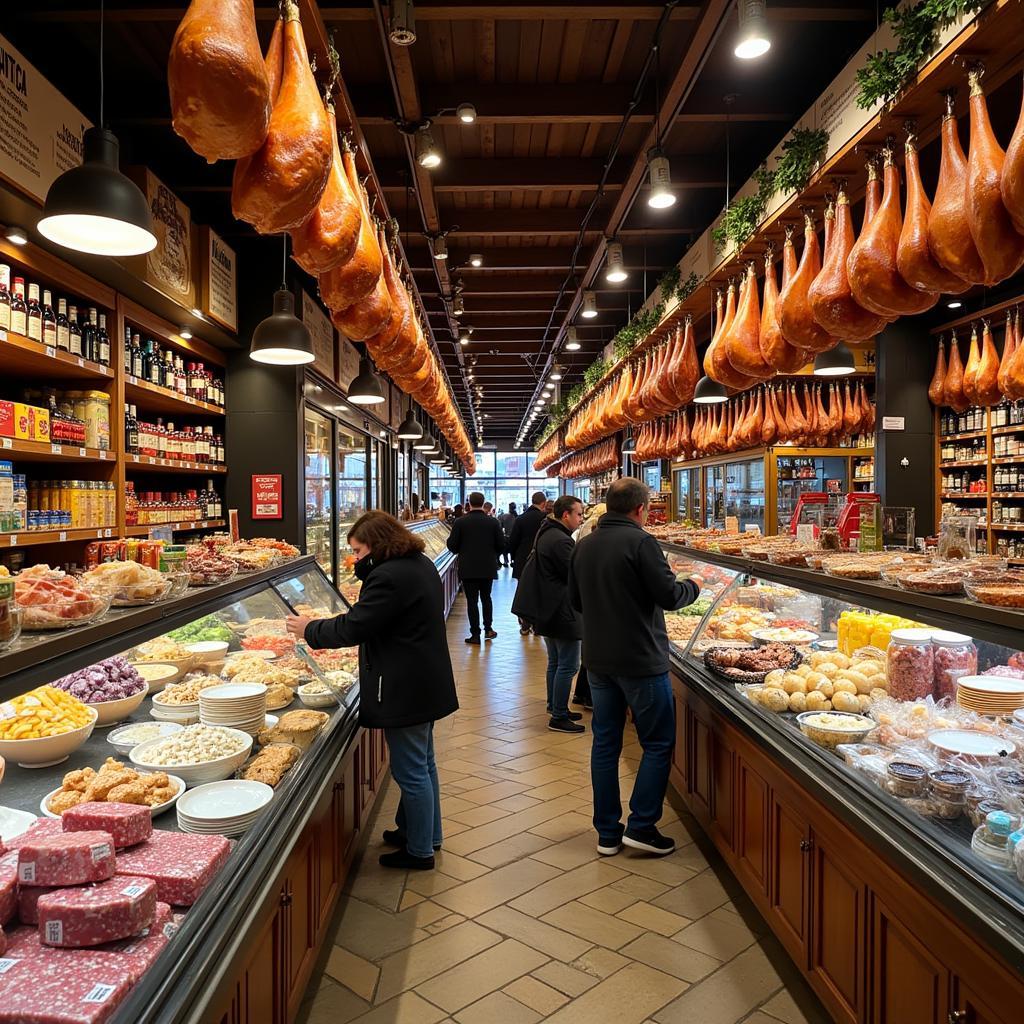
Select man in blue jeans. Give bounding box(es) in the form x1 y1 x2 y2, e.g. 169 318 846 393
569 477 700 856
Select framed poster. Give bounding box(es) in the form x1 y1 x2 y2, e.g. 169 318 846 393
199 227 238 332
301 288 335 379
251 474 283 519
337 336 360 393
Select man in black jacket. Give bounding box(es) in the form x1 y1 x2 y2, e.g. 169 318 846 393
508 491 547 634
569 477 700 858
531 495 586 734
446 491 506 644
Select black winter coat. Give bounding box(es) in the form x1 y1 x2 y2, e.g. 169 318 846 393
568 513 699 676
508 505 546 579
531 518 581 640
304 552 458 729
446 509 505 580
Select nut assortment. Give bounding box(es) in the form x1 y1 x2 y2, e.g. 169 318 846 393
155 675 224 706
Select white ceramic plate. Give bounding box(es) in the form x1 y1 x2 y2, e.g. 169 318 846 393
176 779 273 821
200 683 267 702
956 675 1024 695
0 805 37 841
40 773 186 819
751 628 819 645
928 729 1017 759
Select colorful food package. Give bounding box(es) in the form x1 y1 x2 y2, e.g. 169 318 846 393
62 803 153 849
114 830 230 906
17 831 116 886
38 875 157 948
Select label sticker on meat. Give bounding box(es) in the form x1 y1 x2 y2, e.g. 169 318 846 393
91 842 112 863
18 861 36 883
121 882 147 899
0 958 22 975
45 920 63 944
83 983 117 1004
163 922 178 939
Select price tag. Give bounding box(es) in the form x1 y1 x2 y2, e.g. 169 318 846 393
129 375 137 385
132 454 139 462
98 450 107 459
96 530 103 538
76 357 84 367
200 521 207 529
104 528 112 538
78 447 86 457
45 345 56 358
2 438 11 449
8 535 17 546
59 531 67 542
0 329 7 341
51 443 62 455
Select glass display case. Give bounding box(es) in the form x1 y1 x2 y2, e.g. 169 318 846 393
724 458 765 533
303 408 334 580
673 466 700 524
775 455 848 531
0 556 363 1023
406 518 458 614
653 539 1024 954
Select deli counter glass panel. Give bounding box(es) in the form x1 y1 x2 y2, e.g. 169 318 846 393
724 458 765 534
408 519 451 562
304 408 334 580
776 455 847 532
673 467 700 525
660 546 1024 914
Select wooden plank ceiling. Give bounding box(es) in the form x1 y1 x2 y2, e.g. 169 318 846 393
10 1 880 448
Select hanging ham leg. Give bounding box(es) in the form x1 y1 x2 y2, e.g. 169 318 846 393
928 337 947 406
726 262 774 379
1007 309 1024 400
929 91 987 285
1003 72 1024 235
711 277 758 389
943 330 969 412
967 64 1024 285
761 385 778 445
998 312 1017 400
975 319 1002 406
963 325 982 406
842 380 858 437
779 212 837 353
762 230 808 373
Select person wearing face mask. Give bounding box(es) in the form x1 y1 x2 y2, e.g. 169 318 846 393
286 511 457 872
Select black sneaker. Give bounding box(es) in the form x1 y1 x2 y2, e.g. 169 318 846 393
379 849 435 871
597 835 623 856
383 829 442 851
623 827 676 856
548 717 585 733
485 629 498 640
566 711 583 721
465 635 481 645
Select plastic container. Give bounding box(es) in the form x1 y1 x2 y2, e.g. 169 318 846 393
885 761 928 798
930 630 977 702
970 810 1020 871
886 629 934 701
0 578 22 651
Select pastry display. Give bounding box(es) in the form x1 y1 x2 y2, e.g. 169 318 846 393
240 743 301 786
257 709 328 751
13 565 109 630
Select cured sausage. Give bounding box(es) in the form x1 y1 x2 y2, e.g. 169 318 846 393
928 337 947 406
168 0 271 162
231 2 332 233
929 91 987 285
848 148 938 317
779 212 837 353
898 132 969 295
726 263 774 380
1003 71 1024 235
809 184 890 341
943 330 969 412
966 65 1024 285
975 319 1002 407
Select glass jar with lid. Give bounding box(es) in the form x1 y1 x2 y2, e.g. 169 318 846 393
931 629 977 702
0 577 22 651
886 628 935 701
971 810 1021 872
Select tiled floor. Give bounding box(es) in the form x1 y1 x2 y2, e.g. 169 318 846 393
297 569 831 1024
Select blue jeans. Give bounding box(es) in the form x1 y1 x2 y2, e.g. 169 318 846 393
544 637 581 720
384 722 442 858
589 671 675 839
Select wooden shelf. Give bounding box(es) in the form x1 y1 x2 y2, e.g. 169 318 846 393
2 526 116 548
123 519 225 537
992 492 1024 498
0 329 113 381
993 455 1024 465
125 377 224 417
126 454 226 474
940 492 989 499
939 430 987 442
939 458 988 468
990 523 1024 531
992 424 1024 436
0 438 113 464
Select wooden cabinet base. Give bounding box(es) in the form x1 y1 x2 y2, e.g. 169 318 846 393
670 668 1024 1024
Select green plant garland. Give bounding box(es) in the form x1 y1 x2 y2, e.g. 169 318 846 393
677 272 700 302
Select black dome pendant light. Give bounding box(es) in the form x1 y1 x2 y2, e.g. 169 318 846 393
397 397 424 440
250 235 315 365
38 0 157 257
348 356 386 405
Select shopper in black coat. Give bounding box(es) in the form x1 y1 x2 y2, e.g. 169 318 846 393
508 491 548 634
446 491 506 643
287 511 457 872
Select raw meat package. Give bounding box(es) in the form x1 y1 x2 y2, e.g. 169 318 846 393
4 818 62 849
17 831 116 886
18 884 59 926
0 952 135 1023
0 924 6 955
62 802 152 849
38 875 156 948
98 901 175 977
0 850 16 926
114 829 230 906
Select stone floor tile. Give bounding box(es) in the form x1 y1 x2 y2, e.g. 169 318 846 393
610 874 671 901
503 975 570 1015
539 901 645 950
453 991 541 1024
395 900 452 929
404 870 464 898
570 946 630 979
459 780 533 805
447 805 511 827
325 944 380 1002
425 913 467 934
398 891 425 911
351 991 448 1024
476 906 594 962
296 977 369 1024
431 857 561 917
673 913 758 960
616 901 692 937
493 794 542 812
432 852 491 882
529 831 601 870
613 851 700 888
331 897 429 963
528 811 593 842
464 832 553 869
578 887 637 915
760 987 831 1024
742 1014 787 1024
530 962 600 997
414 938 548 1013
509 860 628 917
651 868 732 919
525 780 581 801
619 932 721 983
541 962 688 1024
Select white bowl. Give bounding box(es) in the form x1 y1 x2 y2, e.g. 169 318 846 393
87 685 149 728
0 709 98 768
298 687 337 709
40 773 186 819
185 640 230 665
150 705 201 726
0 805 37 842
129 657 194 688
128 728 253 787
107 721 184 756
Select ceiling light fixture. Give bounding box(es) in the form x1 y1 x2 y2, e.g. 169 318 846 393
565 326 581 351
947 300 963 310
646 148 676 209
550 363 564 381
469 253 483 267
430 234 448 260
250 237 315 365
413 431 434 450
389 0 416 45
415 125 442 169
735 0 771 60
452 293 464 317
604 240 628 283
179 325 193 340
622 432 636 454
459 327 471 345
4 225 28 246
348 357 386 405
693 375 729 404
813 342 856 377
397 400 424 440
581 291 598 319
457 102 477 124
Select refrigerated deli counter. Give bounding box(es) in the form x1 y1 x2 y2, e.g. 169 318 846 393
658 541 1024 1024
0 556 393 1023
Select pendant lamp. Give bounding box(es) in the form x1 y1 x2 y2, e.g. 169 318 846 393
694 375 729 404
250 236 315 365
813 342 856 377
397 399 424 440
622 431 636 454
348 357 386 405
38 1 156 256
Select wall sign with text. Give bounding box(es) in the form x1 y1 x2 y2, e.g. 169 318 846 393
251 474 283 520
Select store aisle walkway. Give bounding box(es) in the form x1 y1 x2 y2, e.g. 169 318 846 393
298 569 829 1024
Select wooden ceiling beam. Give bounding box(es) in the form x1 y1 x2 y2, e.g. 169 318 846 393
408 246 672 272
392 208 700 237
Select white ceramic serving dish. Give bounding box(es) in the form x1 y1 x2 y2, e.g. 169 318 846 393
40 773 186 819
0 708 98 768
928 729 1017 761
87 684 149 727
0 805 37 842
128 728 253 787
107 721 184 755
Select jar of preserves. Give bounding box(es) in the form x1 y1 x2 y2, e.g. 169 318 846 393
886 628 935 701
0 577 22 651
930 629 977 702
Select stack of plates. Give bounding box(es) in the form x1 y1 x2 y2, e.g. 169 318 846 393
175 780 273 837
199 683 268 735
956 675 1024 717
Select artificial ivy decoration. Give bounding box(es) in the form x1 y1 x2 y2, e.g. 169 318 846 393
657 265 681 303
583 357 610 390
677 272 700 302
